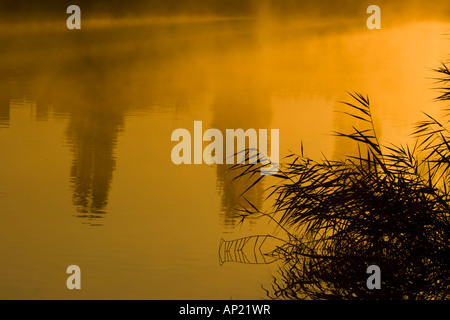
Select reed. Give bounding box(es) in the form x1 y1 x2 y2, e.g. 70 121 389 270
231 64 450 300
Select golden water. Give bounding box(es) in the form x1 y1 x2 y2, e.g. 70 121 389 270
1 8 450 299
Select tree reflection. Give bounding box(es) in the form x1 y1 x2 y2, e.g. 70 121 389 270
211 75 272 228
0 72 10 128
67 102 124 221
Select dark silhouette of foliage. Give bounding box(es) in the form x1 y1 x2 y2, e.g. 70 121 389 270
229 64 450 300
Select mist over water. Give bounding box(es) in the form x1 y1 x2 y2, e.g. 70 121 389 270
0 0 450 299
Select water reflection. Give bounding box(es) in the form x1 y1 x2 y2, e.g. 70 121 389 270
1 15 447 228
0 30 131 224
57 50 130 222
211 74 272 228
0 74 10 128
2 2 450 299
35 100 49 122
0 100 9 128
221 216 450 300
0 18 265 225
267 213 450 300
67 100 124 221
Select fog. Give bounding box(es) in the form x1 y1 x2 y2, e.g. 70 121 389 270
1 0 450 23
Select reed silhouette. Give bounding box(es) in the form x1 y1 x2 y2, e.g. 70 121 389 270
227 63 450 300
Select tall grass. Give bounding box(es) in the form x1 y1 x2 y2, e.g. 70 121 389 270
230 64 450 300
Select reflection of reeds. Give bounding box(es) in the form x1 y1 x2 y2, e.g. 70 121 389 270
230 65 450 300
218 235 284 265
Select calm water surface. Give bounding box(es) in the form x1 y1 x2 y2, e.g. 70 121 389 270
0 15 450 299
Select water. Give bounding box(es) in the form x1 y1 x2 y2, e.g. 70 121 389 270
1 11 450 299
